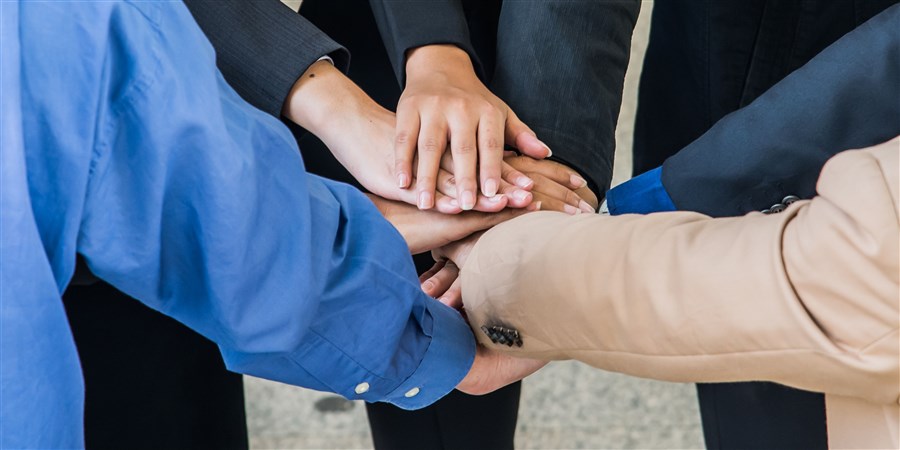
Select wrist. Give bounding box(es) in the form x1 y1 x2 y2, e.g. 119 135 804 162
405 44 475 82
283 60 381 139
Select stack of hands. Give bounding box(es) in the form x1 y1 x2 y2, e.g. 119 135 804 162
286 46 598 397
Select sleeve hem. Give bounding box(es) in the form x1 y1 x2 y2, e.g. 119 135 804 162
382 299 476 409
606 166 677 215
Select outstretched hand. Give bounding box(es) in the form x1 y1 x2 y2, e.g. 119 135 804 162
282 60 523 213
421 237 547 396
457 345 547 396
284 60 591 217
367 196 538 255
397 44 551 210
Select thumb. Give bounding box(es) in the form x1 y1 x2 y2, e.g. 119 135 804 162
505 110 551 159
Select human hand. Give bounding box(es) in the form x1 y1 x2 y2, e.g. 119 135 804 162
419 232 483 307
456 344 547 396
397 44 551 211
281 61 530 214
503 154 598 214
420 254 547 395
367 196 539 255
431 151 595 214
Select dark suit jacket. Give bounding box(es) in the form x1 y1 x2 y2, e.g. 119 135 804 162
368 0 641 197
662 4 900 217
184 0 349 118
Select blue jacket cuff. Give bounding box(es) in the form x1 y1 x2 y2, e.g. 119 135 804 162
606 167 676 215
381 299 476 410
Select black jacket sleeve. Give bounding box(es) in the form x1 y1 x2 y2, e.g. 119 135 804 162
184 0 350 117
368 0 483 85
661 5 900 217
491 1 641 197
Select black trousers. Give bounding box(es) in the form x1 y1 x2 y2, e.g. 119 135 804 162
633 0 898 448
64 282 248 450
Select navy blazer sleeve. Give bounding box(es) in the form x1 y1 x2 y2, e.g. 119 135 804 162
184 0 350 118
368 0 483 84
661 4 900 217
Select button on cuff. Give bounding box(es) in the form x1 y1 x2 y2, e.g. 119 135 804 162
404 387 420 398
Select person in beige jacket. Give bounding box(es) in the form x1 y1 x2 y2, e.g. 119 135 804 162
430 137 899 449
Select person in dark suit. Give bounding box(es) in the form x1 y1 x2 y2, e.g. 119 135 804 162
625 1 899 448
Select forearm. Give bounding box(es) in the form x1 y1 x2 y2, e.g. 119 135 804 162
462 147 898 404
282 60 391 167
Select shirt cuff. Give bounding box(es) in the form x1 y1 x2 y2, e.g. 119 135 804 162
381 299 476 410
316 55 334 65
606 167 677 215
272 295 475 410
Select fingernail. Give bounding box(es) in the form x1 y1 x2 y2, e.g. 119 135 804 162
488 194 505 203
563 204 580 215
398 173 410 188
448 198 459 208
515 175 534 189
527 201 542 211
418 191 433 209
422 280 435 295
542 143 553 158
484 179 499 197
570 174 587 188
512 189 532 202
461 191 476 210
579 200 595 213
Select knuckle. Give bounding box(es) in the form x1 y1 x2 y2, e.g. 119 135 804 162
458 178 477 189
421 137 443 154
454 141 476 155
448 97 469 110
479 103 499 116
395 132 412 147
483 136 502 151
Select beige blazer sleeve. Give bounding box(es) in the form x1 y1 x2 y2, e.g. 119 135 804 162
461 139 899 445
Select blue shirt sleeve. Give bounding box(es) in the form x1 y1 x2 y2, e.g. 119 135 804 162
605 167 677 215
72 2 473 409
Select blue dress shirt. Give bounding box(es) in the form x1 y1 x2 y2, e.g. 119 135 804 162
0 2 474 448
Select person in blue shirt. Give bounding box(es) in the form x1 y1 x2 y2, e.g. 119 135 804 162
0 2 543 448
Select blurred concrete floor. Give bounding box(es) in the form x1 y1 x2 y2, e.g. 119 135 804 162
246 1 704 448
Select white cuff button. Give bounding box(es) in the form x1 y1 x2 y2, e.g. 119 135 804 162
354 382 370 395
404 387 420 398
